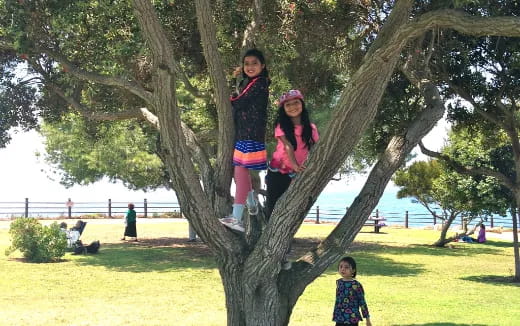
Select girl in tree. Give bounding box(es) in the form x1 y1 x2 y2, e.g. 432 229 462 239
333 257 372 326
121 203 137 241
265 89 319 219
220 49 270 232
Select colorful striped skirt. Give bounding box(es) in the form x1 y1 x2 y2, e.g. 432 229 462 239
233 140 267 170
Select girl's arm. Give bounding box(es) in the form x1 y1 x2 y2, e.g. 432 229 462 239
230 76 268 106
357 283 371 323
278 135 304 173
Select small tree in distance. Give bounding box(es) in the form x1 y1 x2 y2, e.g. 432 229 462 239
393 159 491 247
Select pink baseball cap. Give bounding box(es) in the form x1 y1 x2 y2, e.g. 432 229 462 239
278 89 304 107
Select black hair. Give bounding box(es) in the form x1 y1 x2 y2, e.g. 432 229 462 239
480 223 485 229
128 203 135 209
339 256 357 277
237 49 270 93
275 99 316 150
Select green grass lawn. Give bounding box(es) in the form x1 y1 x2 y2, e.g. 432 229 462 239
1 219 518 326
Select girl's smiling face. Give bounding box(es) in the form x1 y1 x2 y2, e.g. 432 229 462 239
283 99 303 119
243 55 265 78
338 261 355 280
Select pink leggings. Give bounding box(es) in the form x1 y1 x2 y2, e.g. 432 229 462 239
234 166 252 204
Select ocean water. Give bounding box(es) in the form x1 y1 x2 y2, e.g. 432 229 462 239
0 187 514 228
312 187 513 229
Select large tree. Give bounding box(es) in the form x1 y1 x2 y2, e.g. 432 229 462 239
2 0 520 324
418 3 520 281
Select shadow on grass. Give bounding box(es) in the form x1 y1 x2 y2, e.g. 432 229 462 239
475 239 514 248
291 238 425 277
71 236 510 275
347 241 506 258
73 237 216 273
395 323 488 326
461 274 520 287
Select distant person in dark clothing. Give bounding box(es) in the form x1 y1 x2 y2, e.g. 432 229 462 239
121 203 137 241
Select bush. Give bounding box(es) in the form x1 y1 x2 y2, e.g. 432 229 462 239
5 218 67 263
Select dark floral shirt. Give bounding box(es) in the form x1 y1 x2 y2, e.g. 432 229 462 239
333 279 370 324
230 76 269 143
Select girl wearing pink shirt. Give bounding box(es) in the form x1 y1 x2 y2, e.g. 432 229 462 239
265 89 319 218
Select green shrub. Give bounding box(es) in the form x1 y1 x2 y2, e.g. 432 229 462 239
5 218 67 263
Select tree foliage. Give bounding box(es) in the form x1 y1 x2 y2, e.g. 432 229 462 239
2 0 520 324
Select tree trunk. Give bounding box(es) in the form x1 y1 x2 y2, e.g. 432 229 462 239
217 260 299 326
131 0 520 323
512 206 520 282
434 213 458 247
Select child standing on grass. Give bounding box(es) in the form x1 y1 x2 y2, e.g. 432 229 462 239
121 203 137 242
220 49 270 232
333 257 372 326
265 89 318 218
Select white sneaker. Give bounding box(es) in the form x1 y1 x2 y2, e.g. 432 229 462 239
227 221 245 232
219 217 236 224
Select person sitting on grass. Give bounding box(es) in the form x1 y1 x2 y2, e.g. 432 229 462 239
460 223 486 243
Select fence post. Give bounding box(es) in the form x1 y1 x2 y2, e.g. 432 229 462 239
490 216 494 228
405 211 409 228
67 198 72 218
315 206 320 224
433 211 436 225
375 209 379 219
144 198 148 218
108 199 112 218
25 198 29 218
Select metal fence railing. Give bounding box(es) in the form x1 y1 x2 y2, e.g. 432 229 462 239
0 199 515 229
0 198 181 219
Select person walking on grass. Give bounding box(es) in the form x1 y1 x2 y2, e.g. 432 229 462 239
121 203 137 241
333 257 372 326
219 48 270 233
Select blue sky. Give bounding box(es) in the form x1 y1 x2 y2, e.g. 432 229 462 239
0 118 449 203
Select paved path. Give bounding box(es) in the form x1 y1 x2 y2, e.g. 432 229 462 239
487 231 517 242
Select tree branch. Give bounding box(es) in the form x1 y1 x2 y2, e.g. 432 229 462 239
418 142 516 190
42 49 154 104
241 0 264 49
412 9 520 38
286 46 448 297
49 78 216 195
194 0 235 214
130 0 209 102
132 0 240 252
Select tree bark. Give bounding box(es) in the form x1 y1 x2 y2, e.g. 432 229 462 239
512 205 520 282
130 1 520 323
433 212 459 247
194 0 235 216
